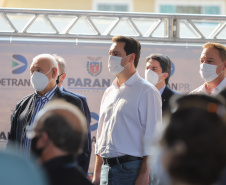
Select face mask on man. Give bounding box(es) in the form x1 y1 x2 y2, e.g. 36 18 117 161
30 135 44 158
108 55 130 75
31 68 53 91
199 63 224 82
145 69 164 86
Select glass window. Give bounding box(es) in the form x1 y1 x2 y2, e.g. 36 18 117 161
97 4 128 12
160 5 175 13
204 6 220 14
160 5 220 15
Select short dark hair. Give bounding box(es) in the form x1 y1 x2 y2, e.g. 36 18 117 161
162 107 226 185
146 54 171 85
40 113 85 154
112 36 141 68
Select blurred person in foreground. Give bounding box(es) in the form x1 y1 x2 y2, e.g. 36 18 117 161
190 42 226 95
0 148 47 185
53 54 91 174
27 99 93 185
145 54 178 112
8 54 84 156
152 94 226 185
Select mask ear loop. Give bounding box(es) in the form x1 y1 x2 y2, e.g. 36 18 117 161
56 73 63 84
45 67 52 75
155 73 166 85
121 54 131 68
216 62 225 77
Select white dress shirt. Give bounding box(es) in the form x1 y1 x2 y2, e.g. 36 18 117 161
190 78 226 95
159 85 166 95
95 71 162 158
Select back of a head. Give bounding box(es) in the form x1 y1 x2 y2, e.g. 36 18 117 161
169 94 225 115
162 107 226 185
36 99 87 155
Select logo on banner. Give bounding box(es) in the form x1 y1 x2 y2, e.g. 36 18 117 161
12 55 28 74
171 61 175 76
87 57 102 76
90 112 99 131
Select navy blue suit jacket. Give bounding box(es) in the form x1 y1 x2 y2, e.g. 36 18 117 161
61 87 91 174
161 86 177 112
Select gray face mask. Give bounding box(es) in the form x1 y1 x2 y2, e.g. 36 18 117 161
30 135 44 158
31 68 53 91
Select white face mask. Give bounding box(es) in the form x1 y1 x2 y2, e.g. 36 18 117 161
199 63 223 82
145 69 164 86
31 68 53 92
108 55 129 75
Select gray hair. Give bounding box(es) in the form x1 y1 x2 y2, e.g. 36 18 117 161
32 54 59 75
52 54 66 74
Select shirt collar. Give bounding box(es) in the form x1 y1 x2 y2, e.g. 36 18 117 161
59 85 64 91
112 71 140 88
35 85 58 100
159 85 166 95
214 78 226 92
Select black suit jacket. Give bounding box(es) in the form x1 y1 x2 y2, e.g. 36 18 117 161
8 87 84 151
43 155 93 185
62 87 91 174
161 86 177 112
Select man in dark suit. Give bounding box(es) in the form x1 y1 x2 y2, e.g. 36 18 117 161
8 54 84 156
28 99 93 185
145 54 178 112
53 54 91 174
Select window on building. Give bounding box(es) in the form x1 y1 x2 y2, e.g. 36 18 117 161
160 5 220 15
97 3 128 12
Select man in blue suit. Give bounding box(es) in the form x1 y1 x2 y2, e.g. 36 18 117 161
53 54 91 174
145 54 178 112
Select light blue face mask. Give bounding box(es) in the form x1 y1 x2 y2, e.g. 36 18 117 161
31 68 52 92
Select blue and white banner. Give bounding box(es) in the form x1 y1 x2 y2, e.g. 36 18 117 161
0 39 203 177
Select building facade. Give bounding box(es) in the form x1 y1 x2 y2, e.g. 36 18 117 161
1 0 225 15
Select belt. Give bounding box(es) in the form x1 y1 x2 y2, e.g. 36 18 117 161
103 155 143 167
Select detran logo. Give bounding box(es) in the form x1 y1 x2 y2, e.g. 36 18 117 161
12 55 27 74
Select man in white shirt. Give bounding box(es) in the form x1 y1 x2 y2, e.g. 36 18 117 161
145 54 178 112
92 36 162 185
190 42 226 95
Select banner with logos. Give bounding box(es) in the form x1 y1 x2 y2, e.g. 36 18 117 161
0 40 203 177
